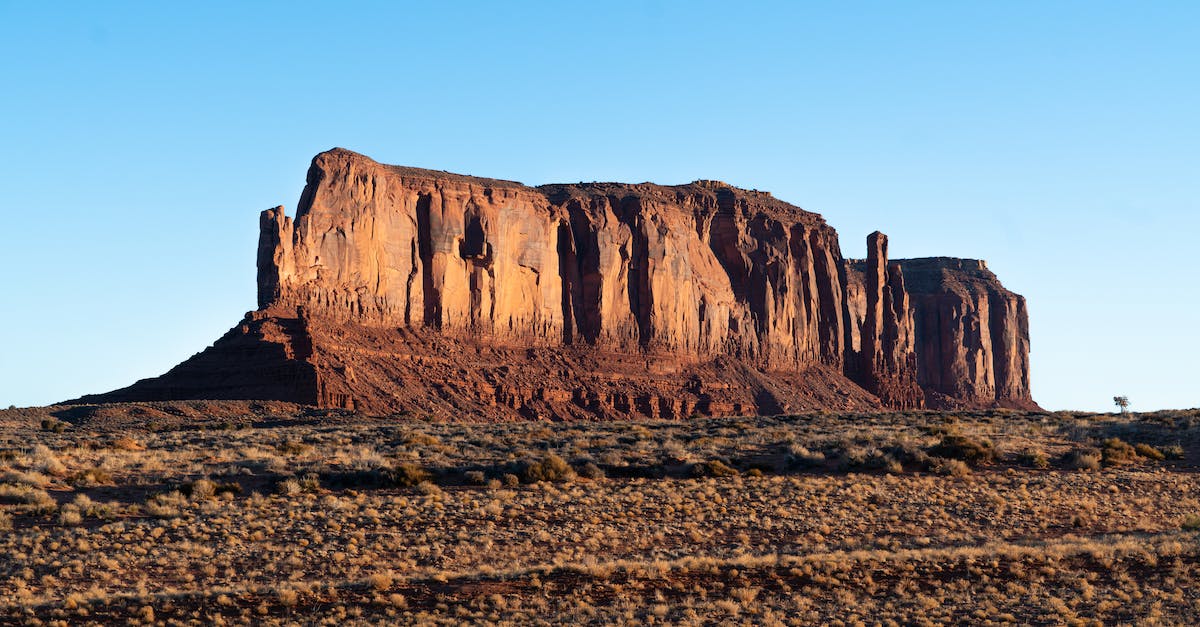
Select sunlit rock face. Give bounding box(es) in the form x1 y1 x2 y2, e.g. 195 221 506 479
78 149 1037 417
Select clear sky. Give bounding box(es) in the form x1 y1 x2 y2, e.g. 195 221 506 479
1 2 1196 412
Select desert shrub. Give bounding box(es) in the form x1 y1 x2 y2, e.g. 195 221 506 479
863 453 904 474
32 445 67 477
1063 447 1102 471
575 461 606 480
930 458 971 477
277 478 303 496
40 418 67 433
277 441 313 455
382 463 433 487
1133 443 1165 461
1017 448 1050 469
110 436 144 451
786 445 826 469
145 491 188 518
182 479 216 500
1101 438 1138 466
404 433 441 447
0 470 50 488
58 508 83 526
1161 444 1190 458
464 470 487 485
502 473 520 487
1182 515 1200 531
835 445 870 469
69 467 113 487
276 474 320 495
0 510 11 531
1162 444 1185 460
887 443 932 470
519 453 576 483
0 483 57 510
214 481 242 496
367 571 395 591
928 435 995 466
692 459 739 478
68 494 117 519
327 463 429 489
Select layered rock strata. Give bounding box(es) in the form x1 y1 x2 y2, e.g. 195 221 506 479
77 149 1037 417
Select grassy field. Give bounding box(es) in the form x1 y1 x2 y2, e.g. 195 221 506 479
1 402 1198 625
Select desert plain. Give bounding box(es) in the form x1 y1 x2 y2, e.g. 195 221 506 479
2 402 1198 625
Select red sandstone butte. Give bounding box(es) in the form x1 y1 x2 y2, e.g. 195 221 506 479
75 149 1038 418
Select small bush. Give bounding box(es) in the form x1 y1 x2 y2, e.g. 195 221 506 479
182 479 216 500
575 462 605 480
214 482 242 496
464 470 487 485
276 477 314 497
144 491 188 518
1182 515 1200 531
404 433 441 447
382 463 433 487
1017 448 1050 469
930 458 971 477
1063 447 1102 471
58 508 83 526
1133 443 1165 461
1162 444 1186 460
276 441 313 455
40 419 67 433
692 459 739 478
863 453 903 474
415 481 443 496
1101 438 1138 466
111 436 144 451
367 571 395 591
928 435 995 466
786 445 826 469
519 454 576 483
0 510 11 531
0 483 57 509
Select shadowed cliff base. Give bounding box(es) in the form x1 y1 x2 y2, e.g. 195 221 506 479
75 149 1038 416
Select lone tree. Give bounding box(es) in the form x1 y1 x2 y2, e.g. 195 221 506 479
1113 396 1130 414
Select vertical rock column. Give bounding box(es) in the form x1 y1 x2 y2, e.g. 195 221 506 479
859 232 924 409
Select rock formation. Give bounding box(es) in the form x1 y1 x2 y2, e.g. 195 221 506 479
896 258 1036 410
845 232 923 409
75 148 1037 417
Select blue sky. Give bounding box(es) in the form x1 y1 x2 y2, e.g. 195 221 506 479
1 2 1196 411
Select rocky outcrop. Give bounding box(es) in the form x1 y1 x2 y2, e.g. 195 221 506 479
75 148 1037 417
897 258 1036 410
845 233 923 409
257 150 849 368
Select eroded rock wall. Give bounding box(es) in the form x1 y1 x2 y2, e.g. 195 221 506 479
75 148 1036 416
897 258 1036 410
261 149 851 369
848 233 924 409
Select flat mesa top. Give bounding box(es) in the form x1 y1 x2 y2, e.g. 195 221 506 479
319 147 825 224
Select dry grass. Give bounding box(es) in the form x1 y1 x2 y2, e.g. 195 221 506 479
0 403 1198 624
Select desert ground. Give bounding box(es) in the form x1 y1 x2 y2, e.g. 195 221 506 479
2 402 1199 625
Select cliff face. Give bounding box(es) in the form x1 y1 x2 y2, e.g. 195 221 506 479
259 150 849 368
897 258 1036 410
76 149 1036 417
845 233 923 409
